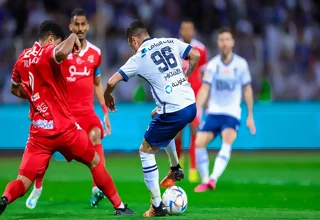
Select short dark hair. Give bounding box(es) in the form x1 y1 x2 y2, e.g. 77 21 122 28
38 20 65 41
71 8 87 19
218 27 233 36
126 20 148 39
181 18 195 25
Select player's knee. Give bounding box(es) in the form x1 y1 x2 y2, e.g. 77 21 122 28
140 140 159 154
17 175 33 191
88 151 101 169
89 128 101 145
222 128 237 145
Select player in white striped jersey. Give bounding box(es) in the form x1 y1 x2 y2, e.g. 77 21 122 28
104 21 200 217
194 27 256 192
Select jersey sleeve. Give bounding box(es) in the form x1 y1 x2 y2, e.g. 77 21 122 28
241 60 252 86
118 56 139 82
44 44 62 66
202 62 215 85
173 39 192 60
95 53 102 77
11 60 22 85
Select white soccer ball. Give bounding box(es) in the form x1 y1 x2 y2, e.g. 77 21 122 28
162 186 188 215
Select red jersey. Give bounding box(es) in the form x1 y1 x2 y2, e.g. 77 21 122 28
11 48 36 119
23 42 76 137
61 40 102 115
182 39 207 95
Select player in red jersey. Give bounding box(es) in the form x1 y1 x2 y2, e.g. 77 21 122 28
26 8 111 209
176 20 207 182
0 20 135 216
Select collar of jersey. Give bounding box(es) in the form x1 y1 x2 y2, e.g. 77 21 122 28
142 37 153 44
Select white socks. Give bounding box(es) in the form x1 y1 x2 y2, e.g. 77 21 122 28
165 139 179 167
140 151 161 207
210 142 231 182
196 148 209 184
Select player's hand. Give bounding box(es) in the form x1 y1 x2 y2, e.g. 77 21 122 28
105 94 117 112
73 36 81 56
246 115 256 135
104 113 112 136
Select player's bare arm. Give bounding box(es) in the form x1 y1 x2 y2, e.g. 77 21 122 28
184 48 200 77
55 33 81 63
104 72 123 112
196 83 210 120
94 76 111 135
243 84 256 135
11 83 28 99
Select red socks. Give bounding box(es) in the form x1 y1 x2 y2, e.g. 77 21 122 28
175 137 183 159
92 144 105 187
189 134 197 169
90 159 121 208
2 179 26 204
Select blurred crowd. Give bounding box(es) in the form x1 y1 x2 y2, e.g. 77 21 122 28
0 0 319 103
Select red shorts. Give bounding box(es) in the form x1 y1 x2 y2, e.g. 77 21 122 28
75 112 104 139
18 125 95 181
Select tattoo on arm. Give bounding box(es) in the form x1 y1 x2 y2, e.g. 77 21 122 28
184 61 196 77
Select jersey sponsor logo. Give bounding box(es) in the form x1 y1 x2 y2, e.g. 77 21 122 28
31 93 40 101
165 85 173 94
67 65 91 82
76 57 85 65
33 119 54 129
171 77 187 87
141 48 148 58
36 103 48 113
148 39 174 51
164 68 182 80
215 79 237 91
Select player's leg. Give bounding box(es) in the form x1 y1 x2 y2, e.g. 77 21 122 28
88 126 106 207
174 130 183 162
63 127 135 215
1 140 51 215
188 119 199 182
194 131 214 192
209 116 239 185
139 139 168 217
26 163 49 209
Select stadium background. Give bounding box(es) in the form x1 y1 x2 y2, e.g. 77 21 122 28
0 0 319 219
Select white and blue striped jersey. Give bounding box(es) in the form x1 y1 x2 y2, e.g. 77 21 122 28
119 38 196 114
203 54 251 119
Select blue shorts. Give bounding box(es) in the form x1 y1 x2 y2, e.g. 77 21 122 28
199 114 240 136
144 103 197 147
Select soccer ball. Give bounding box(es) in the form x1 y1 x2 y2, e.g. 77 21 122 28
162 186 188 215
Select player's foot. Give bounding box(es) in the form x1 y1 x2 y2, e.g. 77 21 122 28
26 187 42 209
143 202 168 217
194 179 216 192
114 204 136 215
0 196 8 215
160 167 184 188
188 168 199 183
90 187 106 208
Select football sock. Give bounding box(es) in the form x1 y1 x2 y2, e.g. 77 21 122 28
90 160 123 209
139 151 161 207
92 144 105 187
196 148 209 184
2 179 26 204
35 174 44 189
174 137 183 159
165 139 179 167
210 142 231 182
189 134 197 169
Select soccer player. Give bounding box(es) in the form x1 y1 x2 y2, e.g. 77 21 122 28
104 21 200 217
194 27 256 192
176 19 208 182
0 20 135 216
26 8 111 209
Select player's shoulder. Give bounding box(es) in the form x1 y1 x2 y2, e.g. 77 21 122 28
207 54 221 66
86 40 101 56
191 39 206 51
17 48 32 60
233 53 248 66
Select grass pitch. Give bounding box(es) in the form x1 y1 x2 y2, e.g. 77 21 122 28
0 151 319 219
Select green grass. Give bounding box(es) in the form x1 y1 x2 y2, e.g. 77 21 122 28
1 151 320 219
